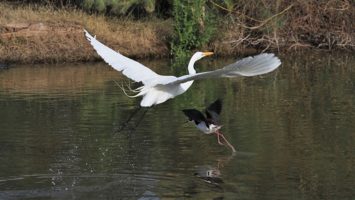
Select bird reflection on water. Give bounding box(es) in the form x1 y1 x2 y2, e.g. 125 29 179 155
194 153 236 187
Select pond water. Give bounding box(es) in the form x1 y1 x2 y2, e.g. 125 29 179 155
0 52 354 199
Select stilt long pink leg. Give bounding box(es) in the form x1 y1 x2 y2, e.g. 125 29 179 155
215 131 224 145
215 130 236 152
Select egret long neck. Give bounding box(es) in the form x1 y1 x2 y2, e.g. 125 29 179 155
179 59 196 91
188 59 197 75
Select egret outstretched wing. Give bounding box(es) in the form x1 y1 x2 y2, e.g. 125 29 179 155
84 30 175 85
165 53 281 85
85 29 281 107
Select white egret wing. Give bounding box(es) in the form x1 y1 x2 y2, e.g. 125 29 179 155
165 53 281 85
84 30 174 85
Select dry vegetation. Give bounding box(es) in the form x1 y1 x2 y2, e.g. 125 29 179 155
211 0 355 55
0 2 173 63
0 0 354 63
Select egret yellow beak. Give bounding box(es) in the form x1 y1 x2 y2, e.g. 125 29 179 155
202 52 214 57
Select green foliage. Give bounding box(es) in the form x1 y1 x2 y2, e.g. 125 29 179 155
93 0 106 13
171 0 215 60
144 0 156 13
114 0 136 14
222 0 235 12
78 0 157 15
82 0 94 10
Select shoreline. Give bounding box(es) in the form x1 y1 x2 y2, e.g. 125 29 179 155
2 21 350 65
0 2 354 64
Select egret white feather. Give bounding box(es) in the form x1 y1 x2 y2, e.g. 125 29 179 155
165 53 281 85
84 29 281 107
84 30 174 85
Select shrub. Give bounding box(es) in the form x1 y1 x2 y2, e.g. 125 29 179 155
171 0 216 60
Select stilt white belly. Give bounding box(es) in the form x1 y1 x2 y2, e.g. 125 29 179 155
196 122 221 134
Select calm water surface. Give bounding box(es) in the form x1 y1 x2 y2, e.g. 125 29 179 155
0 52 354 199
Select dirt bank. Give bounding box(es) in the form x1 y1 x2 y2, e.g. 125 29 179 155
0 1 354 64
0 21 172 63
0 2 173 64
1 22 89 63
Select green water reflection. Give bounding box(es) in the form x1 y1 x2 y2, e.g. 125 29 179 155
0 52 354 199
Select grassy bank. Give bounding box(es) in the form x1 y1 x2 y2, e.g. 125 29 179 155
0 2 173 63
0 1 354 64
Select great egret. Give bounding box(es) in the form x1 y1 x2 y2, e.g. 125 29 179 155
182 99 236 152
84 30 281 107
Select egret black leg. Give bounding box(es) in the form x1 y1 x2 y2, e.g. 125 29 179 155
116 106 141 133
129 108 149 133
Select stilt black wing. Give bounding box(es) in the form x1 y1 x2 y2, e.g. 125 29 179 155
205 99 222 123
182 109 207 125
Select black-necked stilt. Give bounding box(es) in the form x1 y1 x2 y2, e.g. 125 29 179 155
85 29 281 107
194 153 236 185
182 99 236 152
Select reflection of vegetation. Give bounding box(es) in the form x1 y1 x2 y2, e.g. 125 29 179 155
0 53 354 198
0 63 120 95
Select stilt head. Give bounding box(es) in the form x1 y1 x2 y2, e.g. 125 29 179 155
209 124 222 132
